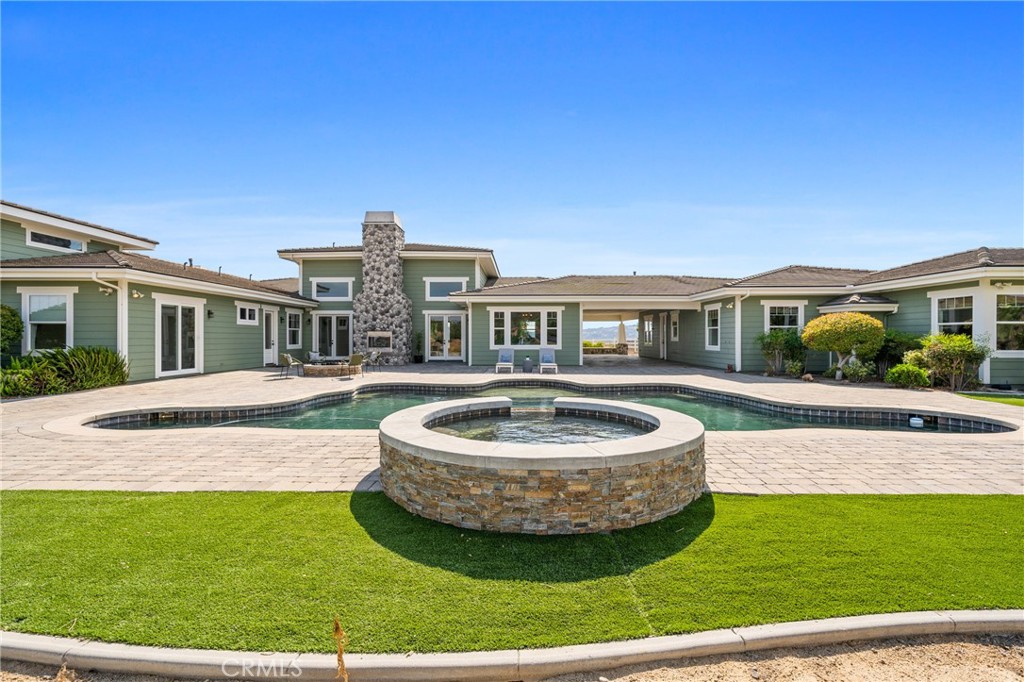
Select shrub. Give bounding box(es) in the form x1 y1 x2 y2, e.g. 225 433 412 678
801 312 884 379
919 334 991 393
885 363 931 389
1 304 24 358
784 359 805 377
582 340 605 348
902 348 928 369
0 346 129 398
875 329 923 379
840 359 876 383
755 329 805 375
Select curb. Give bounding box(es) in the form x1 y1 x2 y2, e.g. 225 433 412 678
2 610 1022 681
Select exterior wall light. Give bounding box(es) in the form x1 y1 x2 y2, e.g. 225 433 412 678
130 290 145 299
207 310 215 319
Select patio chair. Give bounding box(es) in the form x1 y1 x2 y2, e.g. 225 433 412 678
538 347 558 374
495 347 514 373
366 350 383 372
278 353 303 378
343 353 364 379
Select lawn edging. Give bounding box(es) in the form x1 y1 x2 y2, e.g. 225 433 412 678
3 610 1021 682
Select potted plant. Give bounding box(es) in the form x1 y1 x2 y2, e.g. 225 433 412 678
413 331 424 363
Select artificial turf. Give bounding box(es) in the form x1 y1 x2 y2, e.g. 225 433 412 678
960 393 1024 407
1 491 1021 653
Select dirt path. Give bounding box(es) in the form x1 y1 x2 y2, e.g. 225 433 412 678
1 634 1020 682
544 634 1024 682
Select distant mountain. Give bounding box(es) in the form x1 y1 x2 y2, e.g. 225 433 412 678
582 324 637 343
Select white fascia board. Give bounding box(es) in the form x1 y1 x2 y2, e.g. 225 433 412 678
857 267 1024 293
2 268 317 308
817 303 899 313
454 295 702 308
1 205 157 250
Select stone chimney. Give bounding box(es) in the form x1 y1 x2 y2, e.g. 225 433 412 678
352 211 413 364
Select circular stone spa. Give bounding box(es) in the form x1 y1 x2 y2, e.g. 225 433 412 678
377 397 706 535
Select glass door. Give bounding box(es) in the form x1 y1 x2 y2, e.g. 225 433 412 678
263 310 277 365
427 314 464 360
316 314 351 358
160 304 198 375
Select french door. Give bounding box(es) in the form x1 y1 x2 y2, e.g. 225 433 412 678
427 314 464 361
157 299 202 378
315 314 351 358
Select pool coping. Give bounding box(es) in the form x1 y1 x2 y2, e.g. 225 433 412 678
63 376 1020 437
378 397 705 469
3 610 1021 681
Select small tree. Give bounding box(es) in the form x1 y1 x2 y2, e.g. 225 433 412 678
875 329 923 379
0 304 24 359
920 333 991 392
755 329 805 375
801 312 884 380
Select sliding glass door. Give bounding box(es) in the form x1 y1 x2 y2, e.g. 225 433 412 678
159 303 198 376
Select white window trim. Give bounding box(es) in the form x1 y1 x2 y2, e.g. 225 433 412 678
16 286 78 354
423 277 469 302
25 228 87 254
670 311 680 342
152 292 206 379
927 287 979 335
991 285 1024 359
487 306 564 350
704 303 721 351
285 308 303 350
642 315 654 346
761 299 807 332
234 301 259 326
311 312 353 359
310 277 355 302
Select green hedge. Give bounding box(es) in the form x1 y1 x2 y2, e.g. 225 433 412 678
0 346 130 397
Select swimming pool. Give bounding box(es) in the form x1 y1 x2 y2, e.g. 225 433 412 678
99 385 965 432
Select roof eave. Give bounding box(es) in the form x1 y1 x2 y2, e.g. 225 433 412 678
1 203 159 250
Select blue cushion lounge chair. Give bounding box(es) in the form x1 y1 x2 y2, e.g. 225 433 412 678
538 347 558 374
495 347 514 373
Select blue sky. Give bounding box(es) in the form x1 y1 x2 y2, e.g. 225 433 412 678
3 2 1021 281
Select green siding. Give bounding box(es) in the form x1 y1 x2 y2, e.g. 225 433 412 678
403 258 476 359
469 302 581 367
1 219 122 260
739 296 836 373
126 284 267 381
300 259 362 311
990 358 1024 387
884 282 978 336
637 304 736 369
1 279 116 353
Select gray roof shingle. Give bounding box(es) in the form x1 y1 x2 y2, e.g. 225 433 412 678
1 200 159 246
727 265 872 287
279 242 493 255
856 247 1024 285
3 251 313 301
461 274 732 297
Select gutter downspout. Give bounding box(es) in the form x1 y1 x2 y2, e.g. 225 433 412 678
91 273 128 357
734 291 750 372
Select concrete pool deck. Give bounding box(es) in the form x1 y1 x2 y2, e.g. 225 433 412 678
1 362 1021 495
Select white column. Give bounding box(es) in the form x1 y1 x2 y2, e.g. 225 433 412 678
733 295 743 372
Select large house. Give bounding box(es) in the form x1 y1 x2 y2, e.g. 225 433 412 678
2 202 1022 386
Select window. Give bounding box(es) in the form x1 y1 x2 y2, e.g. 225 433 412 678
670 312 679 342
18 287 77 353
705 305 721 350
286 310 302 349
768 306 799 330
937 296 973 336
996 294 1024 351
367 331 393 352
310 277 354 301
235 302 258 326
489 308 562 348
424 277 468 301
643 316 654 345
28 230 85 253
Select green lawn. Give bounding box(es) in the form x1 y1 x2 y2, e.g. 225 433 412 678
2 492 1021 654
960 393 1024 407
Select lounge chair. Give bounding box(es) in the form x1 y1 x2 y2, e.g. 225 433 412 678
538 347 558 374
278 353 303 378
495 347 514 373
343 353 364 378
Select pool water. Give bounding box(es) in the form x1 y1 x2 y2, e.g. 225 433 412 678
432 410 647 444
108 386 933 432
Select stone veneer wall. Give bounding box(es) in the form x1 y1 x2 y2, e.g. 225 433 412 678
352 213 413 365
379 441 706 535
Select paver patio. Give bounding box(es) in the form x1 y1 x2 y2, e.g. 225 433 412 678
2 360 1021 495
